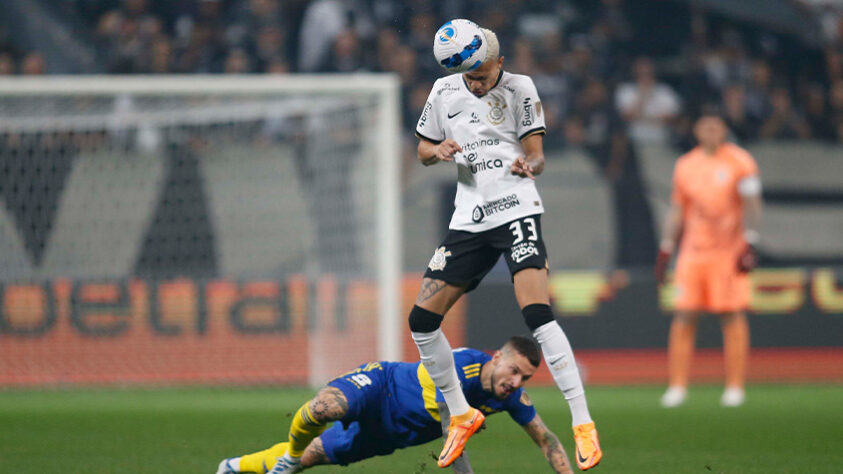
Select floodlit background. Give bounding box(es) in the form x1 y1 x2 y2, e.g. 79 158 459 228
0 1 841 472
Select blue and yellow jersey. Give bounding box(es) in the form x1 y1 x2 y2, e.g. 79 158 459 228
375 348 537 448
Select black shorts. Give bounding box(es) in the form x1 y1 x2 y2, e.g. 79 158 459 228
424 214 548 292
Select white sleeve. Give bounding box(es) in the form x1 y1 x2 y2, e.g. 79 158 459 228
415 83 444 144
738 175 762 196
514 77 546 140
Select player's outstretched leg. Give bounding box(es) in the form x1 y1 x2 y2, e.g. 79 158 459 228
265 386 348 473
529 310 602 470
573 421 603 471
518 277 602 471
408 299 482 467
437 407 486 468
217 442 290 474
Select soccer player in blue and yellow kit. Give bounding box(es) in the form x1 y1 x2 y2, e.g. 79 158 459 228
217 336 574 474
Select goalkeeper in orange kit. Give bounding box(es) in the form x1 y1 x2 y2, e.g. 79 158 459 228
655 113 763 408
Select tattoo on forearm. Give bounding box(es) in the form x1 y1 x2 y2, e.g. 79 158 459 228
417 278 446 304
541 432 571 473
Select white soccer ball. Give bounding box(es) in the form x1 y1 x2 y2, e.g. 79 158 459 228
433 19 488 73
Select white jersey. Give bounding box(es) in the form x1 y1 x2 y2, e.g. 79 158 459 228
416 71 546 232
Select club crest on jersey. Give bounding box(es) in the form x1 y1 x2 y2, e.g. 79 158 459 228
486 100 507 125
428 246 452 271
520 391 533 406
472 205 484 223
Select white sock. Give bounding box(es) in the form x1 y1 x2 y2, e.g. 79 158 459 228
533 321 593 426
411 328 471 416
227 457 241 471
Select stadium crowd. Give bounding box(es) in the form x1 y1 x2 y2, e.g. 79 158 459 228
2 0 842 147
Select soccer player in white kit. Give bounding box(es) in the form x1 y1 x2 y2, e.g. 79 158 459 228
408 26 603 471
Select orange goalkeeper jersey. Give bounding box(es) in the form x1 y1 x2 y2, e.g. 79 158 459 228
672 143 759 256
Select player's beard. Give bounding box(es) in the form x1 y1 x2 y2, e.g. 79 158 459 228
489 371 510 400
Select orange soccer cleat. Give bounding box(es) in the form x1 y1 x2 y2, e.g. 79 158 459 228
573 422 603 471
437 407 486 468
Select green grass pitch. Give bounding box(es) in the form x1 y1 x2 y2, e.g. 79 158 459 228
2 385 842 473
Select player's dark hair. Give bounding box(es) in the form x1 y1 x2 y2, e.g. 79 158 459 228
504 335 541 368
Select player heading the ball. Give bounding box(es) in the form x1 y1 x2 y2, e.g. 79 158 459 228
410 20 603 471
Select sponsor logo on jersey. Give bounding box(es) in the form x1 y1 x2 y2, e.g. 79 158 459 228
487 100 507 125
469 158 504 174
522 97 534 127
436 83 460 96
472 205 484 222
511 241 539 263
418 101 432 128
535 100 542 118
472 194 520 223
461 138 500 151
469 112 480 123
427 246 452 271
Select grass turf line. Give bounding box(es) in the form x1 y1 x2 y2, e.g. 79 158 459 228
1 386 841 473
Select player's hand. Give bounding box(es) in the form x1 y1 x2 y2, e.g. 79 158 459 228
654 249 671 284
435 139 461 162
510 156 535 179
736 244 757 273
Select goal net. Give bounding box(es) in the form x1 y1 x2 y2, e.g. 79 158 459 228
0 75 402 387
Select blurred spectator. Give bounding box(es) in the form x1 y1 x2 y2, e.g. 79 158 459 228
758 87 811 140
744 60 773 124
21 52 46 75
298 0 375 72
703 29 751 90
615 57 681 144
224 48 252 73
565 78 657 266
830 79 843 142
721 83 757 143
323 29 369 73
0 53 14 75
253 26 286 72
803 84 836 141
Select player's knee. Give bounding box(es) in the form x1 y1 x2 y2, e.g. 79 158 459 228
408 305 444 333
522 303 556 332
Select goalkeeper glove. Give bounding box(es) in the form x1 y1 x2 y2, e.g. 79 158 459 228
654 249 671 284
736 244 757 273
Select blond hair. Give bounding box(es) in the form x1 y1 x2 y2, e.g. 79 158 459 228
480 28 500 63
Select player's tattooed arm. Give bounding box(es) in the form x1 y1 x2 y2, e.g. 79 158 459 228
308 387 349 423
522 413 573 474
302 437 331 467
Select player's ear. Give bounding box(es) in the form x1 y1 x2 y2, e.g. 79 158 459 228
492 350 503 362
497 56 505 68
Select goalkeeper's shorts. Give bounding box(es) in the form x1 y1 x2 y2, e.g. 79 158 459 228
674 252 750 313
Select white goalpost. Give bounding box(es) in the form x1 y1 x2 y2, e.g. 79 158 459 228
0 75 402 387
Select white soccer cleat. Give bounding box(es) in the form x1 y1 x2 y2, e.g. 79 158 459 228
267 454 302 474
216 457 240 474
660 386 687 408
720 387 745 407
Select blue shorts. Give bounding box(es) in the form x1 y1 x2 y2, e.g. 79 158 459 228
322 363 398 465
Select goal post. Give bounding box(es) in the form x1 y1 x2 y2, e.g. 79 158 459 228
0 74 402 387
